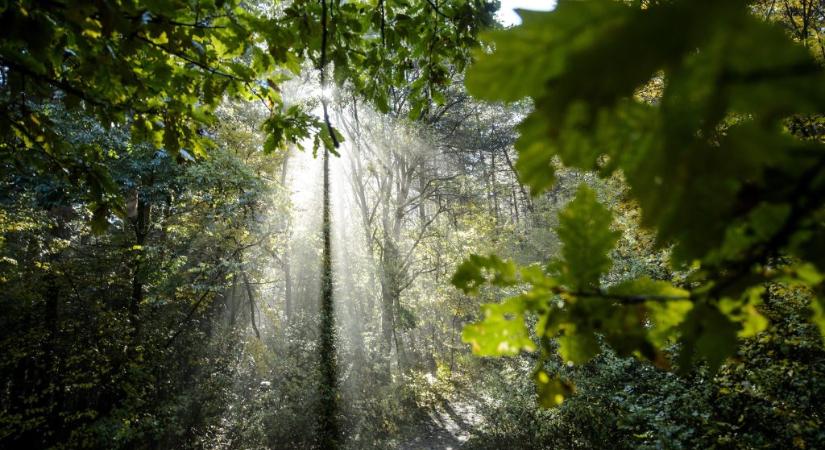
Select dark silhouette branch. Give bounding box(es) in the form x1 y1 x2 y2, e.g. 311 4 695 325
425 0 453 20
135 35 248 82
319 0 340 149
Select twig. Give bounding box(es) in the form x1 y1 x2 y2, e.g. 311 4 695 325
708 157 825 298
136 35 248 82
556 287 691 305
424 0 453 20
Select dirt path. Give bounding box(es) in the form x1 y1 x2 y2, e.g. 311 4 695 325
399 399 482 450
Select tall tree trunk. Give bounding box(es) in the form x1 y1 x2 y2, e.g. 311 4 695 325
380 238 395 354
228 278 239 328
380 235 404 348
128 192 149 341
280 153 293 323
241 269 261 338
393 294 407 370
491 151 500 220
502 148 533 214
43 273 63 443
283 250 293 322
42 211 70 444
380 237 408 371
318 147 339 448
512 188 520 226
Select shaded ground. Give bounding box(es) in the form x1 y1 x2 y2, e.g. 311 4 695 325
400 398 482 450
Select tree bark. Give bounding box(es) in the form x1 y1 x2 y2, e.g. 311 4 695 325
317 146 339 448
280 153 293 323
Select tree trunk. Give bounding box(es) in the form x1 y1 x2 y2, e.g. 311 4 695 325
317 147 339 448
280 153 293 323
44 273 63 443
380 246 395 353
129 193 150 341
241 269 261 338
491 151 500 220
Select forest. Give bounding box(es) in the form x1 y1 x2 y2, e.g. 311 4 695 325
2 0 825 448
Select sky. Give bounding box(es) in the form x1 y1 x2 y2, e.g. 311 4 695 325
496 0 556 26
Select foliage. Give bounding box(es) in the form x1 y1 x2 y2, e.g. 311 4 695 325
6 0 825 447
0 97 277 448
455 0 825 406
464 287 825 450
0 0 497 230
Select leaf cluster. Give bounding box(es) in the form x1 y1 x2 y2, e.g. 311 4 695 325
455 0 825 406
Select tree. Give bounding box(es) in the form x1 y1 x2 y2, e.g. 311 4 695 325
1 1 498 445
1 0 497 231
454 0 825 406
0 102 279 447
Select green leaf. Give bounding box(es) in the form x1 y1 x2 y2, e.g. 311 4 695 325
462 297 536 356
553 184 619 290
90 204 110 235
451 254 518 295
465 1 629 103
466 0 825 266
678 303 739 373
646 299 693 348
608 277 692 348
513 115 556 193
794 263 824 286
557 323 599 365
534 370 574 408
719 291 768 338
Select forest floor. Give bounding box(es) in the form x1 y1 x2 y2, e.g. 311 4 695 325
400 395 483 449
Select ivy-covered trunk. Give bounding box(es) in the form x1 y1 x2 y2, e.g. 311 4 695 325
317 148 339 448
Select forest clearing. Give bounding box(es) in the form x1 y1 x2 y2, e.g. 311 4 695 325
2 0 825 448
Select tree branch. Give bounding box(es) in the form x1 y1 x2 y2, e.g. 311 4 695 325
135 35 248 82
319 0 340 148
424 0 453 23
